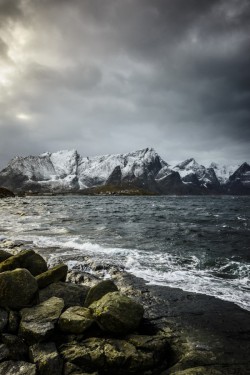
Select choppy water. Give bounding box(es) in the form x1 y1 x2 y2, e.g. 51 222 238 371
0 195 249 311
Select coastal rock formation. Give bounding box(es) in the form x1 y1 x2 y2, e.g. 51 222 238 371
0 148 249 194
0 244 249 374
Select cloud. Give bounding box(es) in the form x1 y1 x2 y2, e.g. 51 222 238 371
0 0 249 169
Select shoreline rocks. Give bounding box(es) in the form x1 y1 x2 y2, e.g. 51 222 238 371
0 248 171 374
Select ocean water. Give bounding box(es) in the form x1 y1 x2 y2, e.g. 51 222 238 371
0 195 249 311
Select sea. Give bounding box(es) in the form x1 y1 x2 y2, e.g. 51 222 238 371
0 195 249 311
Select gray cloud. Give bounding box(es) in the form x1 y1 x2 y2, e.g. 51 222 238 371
0 0 249 169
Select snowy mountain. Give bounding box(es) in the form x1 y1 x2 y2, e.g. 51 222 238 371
0 148 249 195
173 158 220 190
209 162 240 184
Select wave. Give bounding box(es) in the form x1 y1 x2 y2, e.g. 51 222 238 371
9 233 250 312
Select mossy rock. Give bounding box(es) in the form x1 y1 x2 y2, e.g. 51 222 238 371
29 342 63 375
0 268 38 309
0 250 12 263
59 306 94 334
19 297 64 344
0 360 36 374
84 280 118 307
60 335 169 374
36 264 68 289
0 249 48 276
89 292 144 334
39 281 89 308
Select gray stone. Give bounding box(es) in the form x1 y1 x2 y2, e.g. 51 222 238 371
59 306 94 334
84 280 118 307
39 281 89 308
0 360 36 374
89 292 144 334
19 297 64 344
0 268 38 309
36 264 68 289
29 342 63 375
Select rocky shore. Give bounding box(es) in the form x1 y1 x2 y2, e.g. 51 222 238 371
0 239 250 375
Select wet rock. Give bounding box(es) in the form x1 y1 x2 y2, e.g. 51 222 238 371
36 264 68 289
39 281 89 308
60 335 169 374
0 308 8 332
89 292 144 334
84 280 118 307
29 342 63 375
8 310 20 333
1 333 29 360
0 360 36 374
19 297 64 344
0 249 47 276
0 268 38 309
59 306 94 334
0 249 12 263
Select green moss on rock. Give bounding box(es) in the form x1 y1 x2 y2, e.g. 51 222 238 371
0 268 38 309
36 264 68 289
0 249 48 276
59 306 94 334
89 292 144 334
85 280 118 307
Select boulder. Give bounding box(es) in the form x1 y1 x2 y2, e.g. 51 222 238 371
39 281 89 308
58 306 94 334
29 342 63 375
0 249 12 263
0 307 8 332
36 264 68 289
60 335 169 374
84 280 118 307
0 360 36 375
1 333 29 360
19 297 64 344
0 268 38 309
89 292 144 334
0 249 48 276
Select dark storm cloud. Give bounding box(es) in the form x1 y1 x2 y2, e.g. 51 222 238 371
0 0 249 168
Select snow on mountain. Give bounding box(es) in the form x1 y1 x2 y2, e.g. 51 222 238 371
77 148 163 188
173 158 219 188
209 162 240 184
0 148 248 194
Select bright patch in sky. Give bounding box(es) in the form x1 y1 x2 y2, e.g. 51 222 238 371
16 113 31 121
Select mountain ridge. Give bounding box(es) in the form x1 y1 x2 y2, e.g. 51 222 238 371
0 148 249 195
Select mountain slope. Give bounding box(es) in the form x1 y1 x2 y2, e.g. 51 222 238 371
0 149 249 195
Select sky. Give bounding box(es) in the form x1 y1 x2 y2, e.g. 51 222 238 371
0 0 250 169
